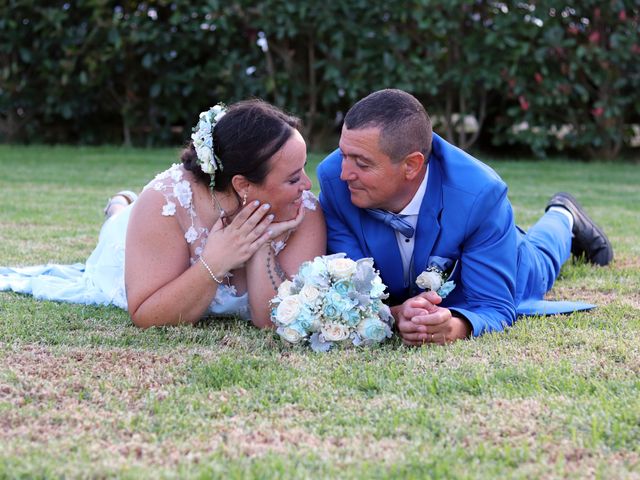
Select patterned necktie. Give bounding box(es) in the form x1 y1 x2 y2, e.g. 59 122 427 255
365 208 415 238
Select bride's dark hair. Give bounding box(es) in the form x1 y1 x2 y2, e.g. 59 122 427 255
181 99 300 192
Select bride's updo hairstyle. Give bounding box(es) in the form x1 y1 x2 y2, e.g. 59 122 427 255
181 100 300 192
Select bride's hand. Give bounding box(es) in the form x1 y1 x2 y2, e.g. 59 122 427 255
202 200 275 275
268 202 306 240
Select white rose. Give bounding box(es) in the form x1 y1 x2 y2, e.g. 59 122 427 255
275 295 302 326
195 145 215 173
299 284 320 303
416 270 443 292
321 322 350 342
277 280 294 299
280 326 304 343
327 258 357 280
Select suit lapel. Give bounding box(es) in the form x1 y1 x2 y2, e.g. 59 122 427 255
413 158 443 280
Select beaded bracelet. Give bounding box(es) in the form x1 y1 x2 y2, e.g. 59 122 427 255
199 256 224 284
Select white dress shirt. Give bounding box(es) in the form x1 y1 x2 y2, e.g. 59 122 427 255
395 165 429 284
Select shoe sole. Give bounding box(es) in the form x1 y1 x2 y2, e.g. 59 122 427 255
547 192 613 266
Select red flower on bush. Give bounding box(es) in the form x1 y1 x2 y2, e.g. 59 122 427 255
589 31 600 44
518 96 529 111
592 107 604 117
534 72 543 84
619 10 626 21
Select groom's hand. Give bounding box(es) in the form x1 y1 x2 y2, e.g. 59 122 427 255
393 291 471 346
392 291 440 346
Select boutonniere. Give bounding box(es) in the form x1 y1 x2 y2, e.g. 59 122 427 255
416 263 456 298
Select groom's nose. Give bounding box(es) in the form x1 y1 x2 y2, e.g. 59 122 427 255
340 160 356 181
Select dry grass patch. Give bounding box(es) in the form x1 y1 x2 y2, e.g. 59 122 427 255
459 397 640 479
0 345 186 443
610 256 640 271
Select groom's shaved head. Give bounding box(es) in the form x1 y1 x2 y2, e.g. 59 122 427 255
344 89 432 162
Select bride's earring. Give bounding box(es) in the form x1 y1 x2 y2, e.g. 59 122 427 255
242 192 247 207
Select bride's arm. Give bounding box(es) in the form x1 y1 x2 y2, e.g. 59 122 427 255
245 205 326 328
125 190 274 328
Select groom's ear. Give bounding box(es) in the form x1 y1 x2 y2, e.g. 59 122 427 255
231 175 251 197
402 152 425 180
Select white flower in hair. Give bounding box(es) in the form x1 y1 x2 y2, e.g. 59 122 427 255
191 103 227 186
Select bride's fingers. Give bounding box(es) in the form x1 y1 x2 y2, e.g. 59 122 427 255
268 204 306 237
249 229 275 252
246 213 275 241
230 200 264 228
236 202 272 233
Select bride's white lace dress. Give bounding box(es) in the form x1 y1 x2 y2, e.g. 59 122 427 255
0 164 317 319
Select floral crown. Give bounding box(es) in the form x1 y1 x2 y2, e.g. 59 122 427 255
191 103 227 188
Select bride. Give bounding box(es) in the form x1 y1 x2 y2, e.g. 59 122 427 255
0 100 326 328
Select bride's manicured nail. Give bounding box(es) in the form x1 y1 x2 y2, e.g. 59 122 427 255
267 214 275 221
262 203 270 210
253 200 260 206
267 229 274 237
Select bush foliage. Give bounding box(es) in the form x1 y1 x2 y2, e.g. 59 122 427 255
1 0 638 158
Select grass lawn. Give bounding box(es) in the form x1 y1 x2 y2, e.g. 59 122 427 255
1 145 639 479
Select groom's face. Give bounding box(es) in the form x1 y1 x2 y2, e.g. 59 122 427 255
339 126 408 212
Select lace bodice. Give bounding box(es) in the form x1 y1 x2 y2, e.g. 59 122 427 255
144 164 317 265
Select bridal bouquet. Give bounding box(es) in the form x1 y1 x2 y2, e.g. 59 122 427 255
270 254 394 352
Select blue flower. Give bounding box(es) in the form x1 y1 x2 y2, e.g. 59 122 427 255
296 306 316 331
342 308 361 327
322 302 341 320
437 280 456 298
357 318 390 343
333 279 354 296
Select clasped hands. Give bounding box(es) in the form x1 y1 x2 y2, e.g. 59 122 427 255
394 290 472 346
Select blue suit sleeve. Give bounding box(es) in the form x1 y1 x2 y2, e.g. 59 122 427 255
447 184 518 336
317 154 367 260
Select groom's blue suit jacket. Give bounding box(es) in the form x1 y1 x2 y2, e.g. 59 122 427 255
318 133 588 337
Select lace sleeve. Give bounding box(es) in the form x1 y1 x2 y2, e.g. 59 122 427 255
143 164 209 263
301 190 318 211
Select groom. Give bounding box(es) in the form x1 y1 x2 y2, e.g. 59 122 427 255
317 89 613 345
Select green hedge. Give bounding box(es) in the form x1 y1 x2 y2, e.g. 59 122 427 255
1 0 638 158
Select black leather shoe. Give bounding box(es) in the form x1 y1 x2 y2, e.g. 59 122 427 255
546 192 613 266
